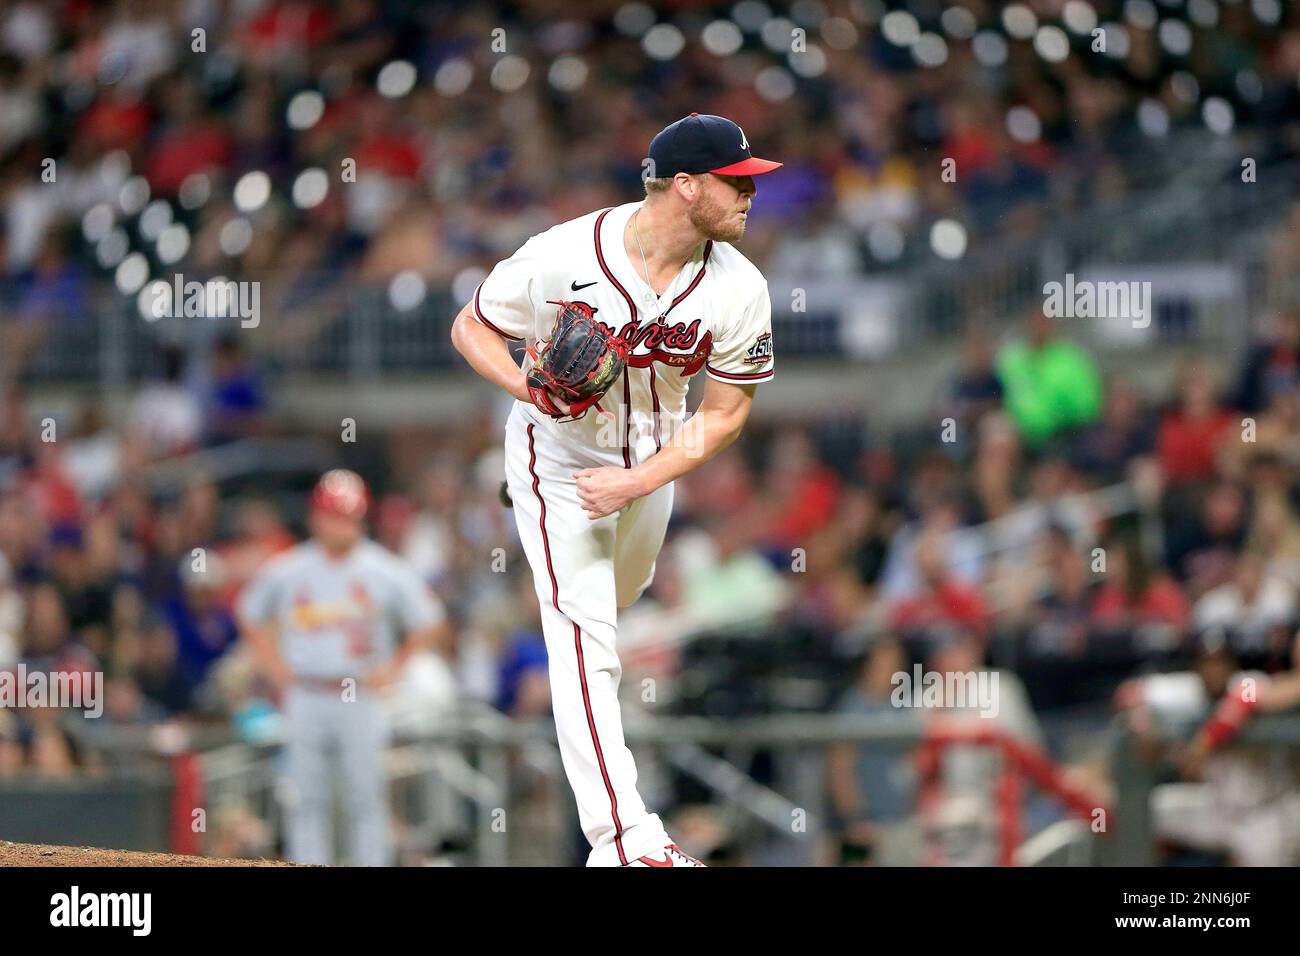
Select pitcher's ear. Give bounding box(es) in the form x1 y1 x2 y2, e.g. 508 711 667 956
673 172 698 201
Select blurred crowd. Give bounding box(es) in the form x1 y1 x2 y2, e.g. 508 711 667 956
2 0 1299 379
1 0 1299 864
5 293 1300 862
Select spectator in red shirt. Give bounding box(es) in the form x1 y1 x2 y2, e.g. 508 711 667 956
1157 362 1237 485
146 80 234 195
766 428 842 549
217 499 296 608
241 1 335 59
353 101 425 182
1091 536 1190 645
889 528 989 642
20 439 82 527
77 87 151 153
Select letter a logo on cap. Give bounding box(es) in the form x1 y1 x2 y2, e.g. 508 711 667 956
647 113 781 177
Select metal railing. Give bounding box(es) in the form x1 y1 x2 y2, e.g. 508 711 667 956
184 705 1114 866
902 154 1300 353
1109 713 1300 867
191 703 1300 867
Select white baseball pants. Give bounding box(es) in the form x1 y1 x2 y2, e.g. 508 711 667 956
504 403 674 866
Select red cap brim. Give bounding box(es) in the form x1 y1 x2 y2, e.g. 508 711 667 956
710 157 783 176
312 501 368 521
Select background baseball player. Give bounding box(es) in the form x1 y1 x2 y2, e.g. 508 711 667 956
451 113 779 867
238 469 444 866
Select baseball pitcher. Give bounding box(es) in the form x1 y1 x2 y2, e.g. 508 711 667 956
451 114 779 866
239 469 444 866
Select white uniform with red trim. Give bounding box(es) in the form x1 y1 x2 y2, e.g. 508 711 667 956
475 200 774 866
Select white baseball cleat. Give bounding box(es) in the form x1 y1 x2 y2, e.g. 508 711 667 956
625 844 705 867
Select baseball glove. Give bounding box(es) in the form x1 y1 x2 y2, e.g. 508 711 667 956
525 300 629 421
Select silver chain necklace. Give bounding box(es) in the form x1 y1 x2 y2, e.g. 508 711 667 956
631 209 667 324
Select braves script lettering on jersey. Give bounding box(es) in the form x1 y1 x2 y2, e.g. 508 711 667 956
476 202 773 466
476 200 774 865
239 539 441 866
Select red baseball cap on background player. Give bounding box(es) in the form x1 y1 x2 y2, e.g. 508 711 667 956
310 469 370 521
310 469 370 555
647 113 783 178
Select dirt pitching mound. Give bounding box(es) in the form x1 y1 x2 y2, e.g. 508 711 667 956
0 839 293 867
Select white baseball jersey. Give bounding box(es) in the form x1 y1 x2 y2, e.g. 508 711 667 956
238 539 441 680
473 200 775 464
480 201 773 866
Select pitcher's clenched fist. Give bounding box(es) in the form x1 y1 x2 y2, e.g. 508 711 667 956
574 467 646 519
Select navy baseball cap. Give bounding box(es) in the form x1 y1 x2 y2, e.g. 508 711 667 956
648 113 782 178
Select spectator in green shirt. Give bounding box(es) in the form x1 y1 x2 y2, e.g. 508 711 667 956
997 310 1103 446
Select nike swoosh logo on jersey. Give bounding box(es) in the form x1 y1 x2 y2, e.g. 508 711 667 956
571 280 598 291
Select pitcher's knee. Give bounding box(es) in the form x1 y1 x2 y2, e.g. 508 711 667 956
616 573 653 609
